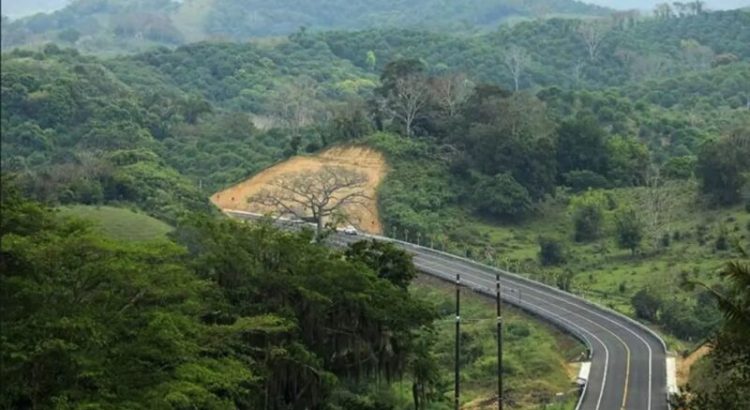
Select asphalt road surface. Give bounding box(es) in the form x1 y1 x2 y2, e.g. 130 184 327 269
226 211 669 410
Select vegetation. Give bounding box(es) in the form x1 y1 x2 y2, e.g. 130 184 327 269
410 279 584 409
2 4 750 408
674 248 750 409
1 0 608 53
1 181 442 409
58 205 173 241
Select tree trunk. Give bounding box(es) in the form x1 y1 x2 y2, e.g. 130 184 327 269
315 216 324 242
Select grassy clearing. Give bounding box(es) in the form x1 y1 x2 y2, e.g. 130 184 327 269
58 205 173 242
407 276 583 410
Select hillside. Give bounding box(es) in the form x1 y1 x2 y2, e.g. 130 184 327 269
1 0 608 53
211 146 387 234
57 205 174 241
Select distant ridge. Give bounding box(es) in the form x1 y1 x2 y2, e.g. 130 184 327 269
1 0 610 52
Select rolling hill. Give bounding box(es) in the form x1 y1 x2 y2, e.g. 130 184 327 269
1 0 609 53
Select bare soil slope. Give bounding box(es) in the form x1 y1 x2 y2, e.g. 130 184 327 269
677 344 711 386
211 146 387 234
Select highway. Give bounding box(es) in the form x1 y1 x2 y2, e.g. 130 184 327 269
225 210 670 410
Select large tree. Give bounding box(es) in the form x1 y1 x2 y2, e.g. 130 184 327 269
249 166 370 240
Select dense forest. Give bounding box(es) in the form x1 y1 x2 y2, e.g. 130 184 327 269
2 3 749 409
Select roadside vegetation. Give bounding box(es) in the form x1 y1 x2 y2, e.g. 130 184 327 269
2 3 749 408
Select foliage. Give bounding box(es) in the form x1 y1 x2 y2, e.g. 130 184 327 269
411 282 584 409
696 130 750 206
538 237 566 266
676 250 750 410
472 172 533 220
556 116 609 179
570 190 606 242
0 180 265 408
0 183 440 409
1 0 608 52
345 239 417 290
614 207 644 254
631 288 662 321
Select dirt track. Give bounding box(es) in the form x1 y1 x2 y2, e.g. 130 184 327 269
210 146 387 234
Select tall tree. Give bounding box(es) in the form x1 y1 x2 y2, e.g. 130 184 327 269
502 46 530 91
272 75 320 135
430 73 472 118
387 73 431 137
577 21 610 61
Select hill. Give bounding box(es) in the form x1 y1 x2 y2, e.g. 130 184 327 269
3 6 748 346
0 0 609 53
0 0 68 19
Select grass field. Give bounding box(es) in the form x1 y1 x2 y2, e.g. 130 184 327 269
405 276 583 410
58 205 173 241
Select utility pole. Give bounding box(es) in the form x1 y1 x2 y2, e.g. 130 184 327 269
496 274 503 410
455 274 461 410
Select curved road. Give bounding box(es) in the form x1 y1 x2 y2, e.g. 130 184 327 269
226 210 670 410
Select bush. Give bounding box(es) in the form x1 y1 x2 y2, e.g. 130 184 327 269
538 237 566 266
659 298 720 341
570 191 606 242
631 288 662 322
615 208 644 254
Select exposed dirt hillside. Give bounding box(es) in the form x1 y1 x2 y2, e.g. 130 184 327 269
211 146 387 234
677 344 711 386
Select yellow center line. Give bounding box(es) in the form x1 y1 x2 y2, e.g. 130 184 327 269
609 330 631 410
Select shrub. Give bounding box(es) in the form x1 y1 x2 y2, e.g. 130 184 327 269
631 288 662 321
538 237 566 266
570 190 606 242
615 208 644 254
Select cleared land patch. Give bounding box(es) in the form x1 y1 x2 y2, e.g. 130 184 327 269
211 146 387 234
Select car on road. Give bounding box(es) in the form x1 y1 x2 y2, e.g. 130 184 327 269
342 225 358 235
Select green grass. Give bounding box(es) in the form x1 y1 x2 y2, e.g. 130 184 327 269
437 181 749 349
58 205 173 242
371 131 746 349
407 276 583 410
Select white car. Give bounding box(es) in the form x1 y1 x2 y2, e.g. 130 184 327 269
342 225 358 235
